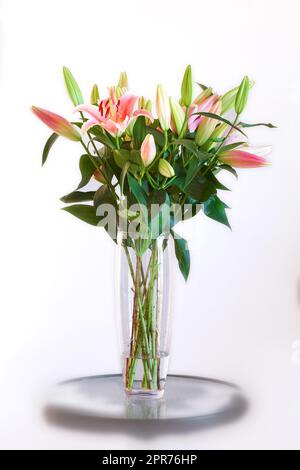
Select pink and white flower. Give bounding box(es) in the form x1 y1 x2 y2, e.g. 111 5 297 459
76 92 153 138
31 106 81 141
188 94 221 133
218 145 272 168
141 134 156 166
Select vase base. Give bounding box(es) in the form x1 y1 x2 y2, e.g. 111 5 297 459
45 374 248 422
125 387 165 400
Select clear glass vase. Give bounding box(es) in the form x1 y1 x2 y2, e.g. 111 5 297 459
116 232 171 399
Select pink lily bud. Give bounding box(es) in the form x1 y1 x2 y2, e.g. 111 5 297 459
141 134 156 166
218 145 272 168
195 98 222 146
31 106 81 141
156 85 171 131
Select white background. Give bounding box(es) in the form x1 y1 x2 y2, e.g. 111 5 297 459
1 0 300 450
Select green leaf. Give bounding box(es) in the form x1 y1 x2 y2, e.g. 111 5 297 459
185 175 217 202
192 112 247 137
174 139 211 162
133 116 146 148
77 154 96 189
120 161 130 195
93 185 116 209
127 174 148 206
60 191 95 203
203 195 231 228
62 204 100 226
42 133 59 166
63 66 84 106
113 149 130 169
148 190 170 237
206 170 230 191
173 138 198 154
238 121 277 129
184 157 201 188
219 141 246 153
145 126 165 148
196 82 209 91
218 164 238 179
129 150 144 171
113 149 141 177
89 126 116 149
171 230 190 281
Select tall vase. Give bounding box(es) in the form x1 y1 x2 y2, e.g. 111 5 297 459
117 232 171 399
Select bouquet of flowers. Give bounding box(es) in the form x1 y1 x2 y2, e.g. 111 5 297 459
32 66 274 397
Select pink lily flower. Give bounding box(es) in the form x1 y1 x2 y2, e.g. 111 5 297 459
219 145 272 168
31 106 81 141
188 94 220 133
195 98 222 146
75 93 153 138
141 134 156 166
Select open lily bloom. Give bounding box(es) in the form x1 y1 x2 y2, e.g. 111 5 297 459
219 145 272 168
76 92 153 138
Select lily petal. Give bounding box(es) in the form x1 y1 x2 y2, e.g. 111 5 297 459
118 94 138 120
237 145 272 157
75 104 103 122
81 119 99 133
133 108 154 122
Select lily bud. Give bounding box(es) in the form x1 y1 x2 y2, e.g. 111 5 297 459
139 96 146 109
193 87 213 105
195 99 222 146
169 97 185 135
156 85 171 131
235 76 250 115
219 145 271 168
90 84 100 105
206 123 228 150
31 106 81 141
118 71 128 89
180 65 193 107
158 159 175 178
141 134 156 167
145 99 152 113
222 79 254 115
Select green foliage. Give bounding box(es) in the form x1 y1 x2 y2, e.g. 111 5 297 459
238 121 277 129
133 116 147 148
203 195 231 228
93 185 116 209
37 67 275 281
171 231 190 281
42 133 59 165
185 175 217 202
77 155 96 189
62 204 100 226
127 174 148 206
192 112 247 137
60 191 95 203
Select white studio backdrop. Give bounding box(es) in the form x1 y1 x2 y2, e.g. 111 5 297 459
0 0 300 449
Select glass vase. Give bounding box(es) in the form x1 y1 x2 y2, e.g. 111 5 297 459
116 233 171 399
